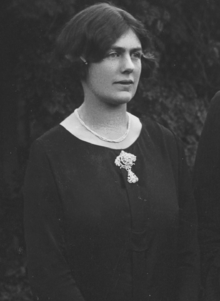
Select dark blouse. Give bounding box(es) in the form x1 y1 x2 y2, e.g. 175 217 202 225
24 118 199 301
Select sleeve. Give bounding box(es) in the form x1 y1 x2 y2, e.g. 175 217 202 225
174 137 200 301
193 92 220 300
23 140 85 301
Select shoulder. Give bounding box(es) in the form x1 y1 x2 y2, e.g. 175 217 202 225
28 125 77 164
27 126 62 161
203 91 220 126
32 125 72 152
141 117 177 147
197 91 220 146
210 91 220 107
36 125 64 145
202 91 220 124
141 117 185 171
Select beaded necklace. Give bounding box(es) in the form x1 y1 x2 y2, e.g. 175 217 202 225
75 109 130 143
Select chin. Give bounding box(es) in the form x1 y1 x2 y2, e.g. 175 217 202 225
111 92 134 105
109 97 132 106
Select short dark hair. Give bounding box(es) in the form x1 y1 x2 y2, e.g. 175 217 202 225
55 2 153 81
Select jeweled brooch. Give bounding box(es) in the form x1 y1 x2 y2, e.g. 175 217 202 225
115 150 139 183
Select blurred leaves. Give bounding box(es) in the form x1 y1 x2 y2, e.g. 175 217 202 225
1 0 220 298
9 0 77 18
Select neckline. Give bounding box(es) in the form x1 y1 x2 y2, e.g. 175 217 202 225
58 119 143 152
75 109 131 144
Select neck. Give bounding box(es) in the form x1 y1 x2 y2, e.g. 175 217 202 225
77 100 128 140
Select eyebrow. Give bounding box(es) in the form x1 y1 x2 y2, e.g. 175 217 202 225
109 46 143 52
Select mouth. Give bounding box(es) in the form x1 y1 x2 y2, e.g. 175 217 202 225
115 80 134 85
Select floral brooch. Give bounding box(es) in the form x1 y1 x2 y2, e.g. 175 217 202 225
115 150 139 183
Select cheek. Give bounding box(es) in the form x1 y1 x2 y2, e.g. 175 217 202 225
87 69 103 90
136 68 142 85
99 67 111 79
136 63 142 76
93 68 114 89
134 67 141 85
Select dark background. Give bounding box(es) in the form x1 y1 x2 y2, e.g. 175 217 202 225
0 0 220 299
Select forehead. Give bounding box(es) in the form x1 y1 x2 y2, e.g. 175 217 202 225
111 29 142 49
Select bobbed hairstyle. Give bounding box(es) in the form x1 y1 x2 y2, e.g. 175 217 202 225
55 2 153 81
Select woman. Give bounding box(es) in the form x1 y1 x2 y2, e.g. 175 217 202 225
24 3 200 301
193 91 220 301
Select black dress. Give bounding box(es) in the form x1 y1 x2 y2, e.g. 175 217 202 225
193 91 220 300
24 118 199 301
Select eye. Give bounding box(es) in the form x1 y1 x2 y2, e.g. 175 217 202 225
106 51 120 59
132 51 143 60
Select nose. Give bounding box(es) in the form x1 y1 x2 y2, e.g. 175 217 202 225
121 54 135 73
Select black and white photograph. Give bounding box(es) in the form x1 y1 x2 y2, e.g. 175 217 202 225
0 0 220 300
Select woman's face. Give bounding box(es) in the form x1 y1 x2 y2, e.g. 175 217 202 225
82 29 142 106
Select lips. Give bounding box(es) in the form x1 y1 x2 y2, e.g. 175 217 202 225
115 80 134 85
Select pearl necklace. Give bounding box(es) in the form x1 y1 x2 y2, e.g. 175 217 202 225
75 109 131 143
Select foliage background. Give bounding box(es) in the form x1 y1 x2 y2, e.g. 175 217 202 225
1 0 220 299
